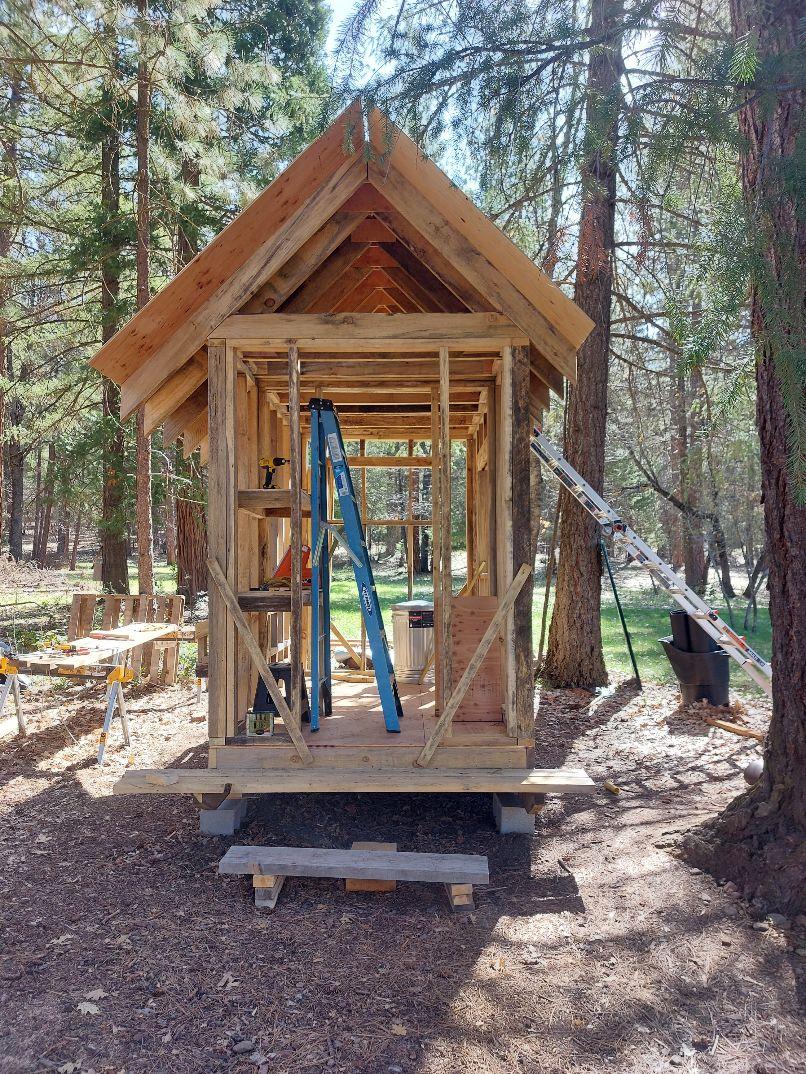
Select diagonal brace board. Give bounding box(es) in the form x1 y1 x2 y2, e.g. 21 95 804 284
416 564 532 767
207 556 314 765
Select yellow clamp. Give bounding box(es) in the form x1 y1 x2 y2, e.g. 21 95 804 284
106 665 134 685
0 656 18 676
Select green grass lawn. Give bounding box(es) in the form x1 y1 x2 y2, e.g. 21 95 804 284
329 563 772 695
1 556 771 694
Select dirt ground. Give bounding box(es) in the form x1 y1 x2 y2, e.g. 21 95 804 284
0 679 803 1074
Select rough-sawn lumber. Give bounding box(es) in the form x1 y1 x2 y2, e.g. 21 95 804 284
113 766 597 795
219 845 489 885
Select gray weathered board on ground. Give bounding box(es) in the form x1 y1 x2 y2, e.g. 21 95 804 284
219 846 489 885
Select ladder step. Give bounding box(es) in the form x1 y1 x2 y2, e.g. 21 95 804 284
530 426 773 699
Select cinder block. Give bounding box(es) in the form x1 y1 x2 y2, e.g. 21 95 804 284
200 796 249 836
492 793 535 835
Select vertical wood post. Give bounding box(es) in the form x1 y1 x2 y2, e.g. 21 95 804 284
439 346 452 698
500 346 516 735
511 344 534 736
486 386 498 597
407 439 414 601
207 339 237 745
430 386 443 709
288 344 302 730
359 438 367 671
466 435 477 594
257 389 272 655
235 372 254 730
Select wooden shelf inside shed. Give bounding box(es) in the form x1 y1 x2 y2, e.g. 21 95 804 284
237 589 315 613
237 489 311 518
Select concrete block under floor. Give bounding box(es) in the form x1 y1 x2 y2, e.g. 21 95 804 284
492 792 536 835
200 796 249 836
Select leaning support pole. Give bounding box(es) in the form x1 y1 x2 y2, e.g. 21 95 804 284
600 538 642 688
207 556 314 766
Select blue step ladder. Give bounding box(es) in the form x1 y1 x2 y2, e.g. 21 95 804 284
308 398 403 733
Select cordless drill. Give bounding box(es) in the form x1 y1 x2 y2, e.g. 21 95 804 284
259 456 289 489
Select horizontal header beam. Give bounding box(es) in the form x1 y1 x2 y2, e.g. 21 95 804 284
213 312 527 352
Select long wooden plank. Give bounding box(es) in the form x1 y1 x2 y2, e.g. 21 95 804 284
143 352 207 435
216 313 527 350
219 846 489 885
213 744 525 769
118 155 368 417
431 386 443 710
237 489 312 517
288 344 303 729
92 100 364 385
163 382 208 445
114 765 596 795
207 556 313 764
241 212 369 314
285 250 372 313
511 344 535 736
439 346 452 699
206 342 236 743
368 108 593 349
417 563 532 767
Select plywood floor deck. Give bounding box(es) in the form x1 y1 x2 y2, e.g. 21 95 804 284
232 681 511 748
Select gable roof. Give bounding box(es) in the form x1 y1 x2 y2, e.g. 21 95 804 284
92 99 593 431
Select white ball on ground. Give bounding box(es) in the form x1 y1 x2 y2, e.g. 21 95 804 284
743 756 764 785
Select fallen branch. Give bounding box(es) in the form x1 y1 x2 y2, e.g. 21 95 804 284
703 716 765 741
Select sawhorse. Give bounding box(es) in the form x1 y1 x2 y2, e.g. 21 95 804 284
98 661 134 765
0 657 26 736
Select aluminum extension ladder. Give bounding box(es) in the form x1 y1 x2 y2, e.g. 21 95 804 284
531 426 773 696
308 398 404 732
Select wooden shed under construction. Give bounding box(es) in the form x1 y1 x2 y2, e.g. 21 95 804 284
97 101 596 803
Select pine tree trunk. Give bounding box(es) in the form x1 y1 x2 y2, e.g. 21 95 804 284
56 505 68 562
6 348 25 561
0 76 22 550
543 0 623 688
678 372 708 594
165 446 177 566
176 497 208 600
37 442 55 567
99 84 130 595
7 434 24 562
684 0 806 914
134 0 154 597
70 510 82 571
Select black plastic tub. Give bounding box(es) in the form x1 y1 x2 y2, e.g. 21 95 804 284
661 610 730 705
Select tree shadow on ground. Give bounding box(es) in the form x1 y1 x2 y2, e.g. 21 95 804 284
0 686 802 1074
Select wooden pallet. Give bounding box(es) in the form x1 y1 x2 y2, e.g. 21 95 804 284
219 844 488 912
67 593 185 685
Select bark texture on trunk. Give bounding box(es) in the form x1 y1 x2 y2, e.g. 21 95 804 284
672 367 708 594
543 0 623 688
176 496 208 600
6 349 25 561
134 0 154 597
36 442 55 566
684 0 805 914
99 94 129 594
